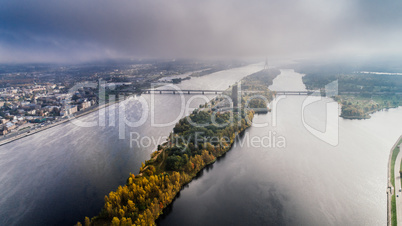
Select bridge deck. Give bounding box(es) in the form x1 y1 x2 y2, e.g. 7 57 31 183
142 89 317 95
139 89 400 96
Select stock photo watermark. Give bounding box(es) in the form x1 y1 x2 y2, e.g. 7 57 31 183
62 79 339 148
129 131 286 150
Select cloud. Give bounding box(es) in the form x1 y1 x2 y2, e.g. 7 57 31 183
1 0 402 63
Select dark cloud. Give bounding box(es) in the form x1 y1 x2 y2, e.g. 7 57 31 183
0 0 401 63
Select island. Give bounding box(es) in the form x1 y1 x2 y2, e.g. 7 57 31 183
77 68 280 226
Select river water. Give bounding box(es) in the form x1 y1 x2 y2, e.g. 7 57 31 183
157 69 402 225
0 64 401 225
0 63 263 225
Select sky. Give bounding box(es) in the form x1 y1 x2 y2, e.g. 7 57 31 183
0 0 402 63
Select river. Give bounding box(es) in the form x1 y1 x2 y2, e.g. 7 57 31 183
0 65 401 225
157 69 402 225
0 63 263 225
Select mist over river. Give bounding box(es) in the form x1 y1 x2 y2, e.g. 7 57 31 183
1 64 401 225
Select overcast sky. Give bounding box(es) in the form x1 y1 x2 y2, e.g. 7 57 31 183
0 0 401 63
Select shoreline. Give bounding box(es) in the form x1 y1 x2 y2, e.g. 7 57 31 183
340 106 402 120
0 96 130 147
155 129 245 223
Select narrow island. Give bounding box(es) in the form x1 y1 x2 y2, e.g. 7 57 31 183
77 69 280 226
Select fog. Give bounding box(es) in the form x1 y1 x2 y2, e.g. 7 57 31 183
1 0 402 63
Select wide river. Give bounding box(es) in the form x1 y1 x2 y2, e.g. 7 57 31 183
1 63 401 225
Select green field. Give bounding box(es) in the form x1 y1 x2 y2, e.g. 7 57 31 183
391 140 402 188
392 139 402 187
390 137 402 226
392 194 397 226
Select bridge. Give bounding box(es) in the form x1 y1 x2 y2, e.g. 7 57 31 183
142 89 318 95
275 91 316 95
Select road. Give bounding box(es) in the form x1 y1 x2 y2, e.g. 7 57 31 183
0 104 100 146
395 144 402 225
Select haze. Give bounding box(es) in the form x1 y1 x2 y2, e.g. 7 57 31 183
1 0 402 63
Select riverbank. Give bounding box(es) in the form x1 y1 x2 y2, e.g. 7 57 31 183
0 95 132 147
387 135 402 226
337 95 402 120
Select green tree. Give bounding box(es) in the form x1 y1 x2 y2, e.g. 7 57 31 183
84 217 90 226
111 217 120 226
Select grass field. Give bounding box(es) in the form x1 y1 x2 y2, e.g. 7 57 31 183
391 139 402 187
392 194 397 226
390 137 402 226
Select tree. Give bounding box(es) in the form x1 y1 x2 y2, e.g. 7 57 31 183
84 217 90 226
166 155 182 171
119 209 125 218
111 217 120 226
